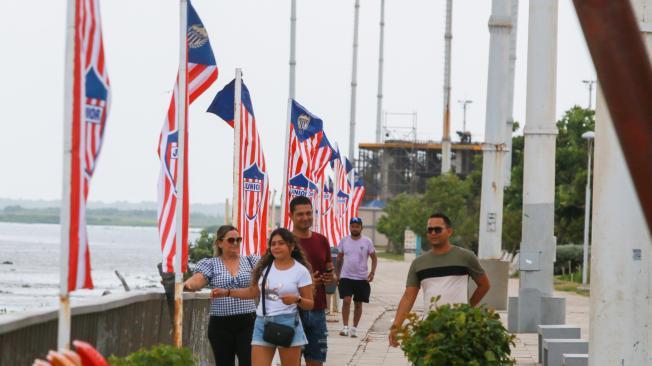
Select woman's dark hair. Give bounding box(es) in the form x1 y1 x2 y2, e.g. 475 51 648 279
251 228 312 284
213 225 238 256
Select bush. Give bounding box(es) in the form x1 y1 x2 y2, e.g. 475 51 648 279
399 299 515 366
108 344 196 366
189 229 215 264
555 244 586 275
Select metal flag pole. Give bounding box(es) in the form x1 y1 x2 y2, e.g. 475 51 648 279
375 0 386 143
349 0 360 159
289 0 297 100
173 0 188 348
441 0 453 174
280 99 293 227
232 69 243 229
58 0 76 351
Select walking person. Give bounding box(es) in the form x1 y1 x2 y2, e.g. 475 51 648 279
388 213 491 347
183 225 259 366
212 228 314 366
288 196 336 366
336 217 377 338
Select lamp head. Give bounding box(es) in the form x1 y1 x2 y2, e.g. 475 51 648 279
581 131 595 140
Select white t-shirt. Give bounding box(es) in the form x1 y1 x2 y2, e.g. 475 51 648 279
256 260 313 316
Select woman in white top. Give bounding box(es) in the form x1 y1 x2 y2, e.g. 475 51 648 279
212 228 314 366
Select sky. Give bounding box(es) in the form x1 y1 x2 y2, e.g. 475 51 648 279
0 0 595 205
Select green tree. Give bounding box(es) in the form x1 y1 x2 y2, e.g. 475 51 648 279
188 229 215 264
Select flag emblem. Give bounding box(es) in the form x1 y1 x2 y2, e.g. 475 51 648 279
188 24 209 48
289 173 318 199
242 163 265 220
297 114 311 133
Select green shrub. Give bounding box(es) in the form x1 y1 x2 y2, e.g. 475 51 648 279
189 229 215 264
108 344 196 366
555 244 586 275
399 299 515 366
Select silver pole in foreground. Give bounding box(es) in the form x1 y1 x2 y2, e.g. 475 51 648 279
289 0 297 100
58 0 76 351
349 0 361 160
581 131 594 286
375 0 386 143
173 0 188 348
440 0 453 174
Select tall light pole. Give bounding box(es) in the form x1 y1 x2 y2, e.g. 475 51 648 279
458 100 472 133
582 79 595 109
349 0 361 160
581 131 594 287
440 0 453 174
289 0 297 100
375 0 386 143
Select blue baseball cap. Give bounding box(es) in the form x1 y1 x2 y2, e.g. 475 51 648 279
350 217 363 225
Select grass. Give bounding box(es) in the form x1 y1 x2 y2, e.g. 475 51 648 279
554 275 590 297
376 250 404 261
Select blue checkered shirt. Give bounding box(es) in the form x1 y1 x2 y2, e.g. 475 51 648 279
195 255 260 316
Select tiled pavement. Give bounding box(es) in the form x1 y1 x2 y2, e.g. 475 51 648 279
322 258 589 365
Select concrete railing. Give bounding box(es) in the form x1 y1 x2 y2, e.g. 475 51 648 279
0 291 214 366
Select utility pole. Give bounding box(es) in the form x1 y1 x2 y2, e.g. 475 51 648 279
440 0 453 174
375 0 386 143
582 79 595 109
289 0 297 100
510 0 564 333
349 0 361 160
458 100 472 133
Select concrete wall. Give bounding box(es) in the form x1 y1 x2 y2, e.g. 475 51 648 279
0 291 214 366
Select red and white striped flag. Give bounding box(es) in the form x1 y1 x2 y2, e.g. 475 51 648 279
281 100 324 228
319 177 341 247
208 78 269 255
351 178 366 218
63 0 111 291
157 1 217 273
332 146 354 245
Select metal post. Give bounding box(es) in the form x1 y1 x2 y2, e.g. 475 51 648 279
478 0 511 260
289 0 297 100
232 69 243 230
375 0 386 143
504 0 519 187
581 131 594 286
582 79 595 109
440 0 453 174
58 0 76 351
349 0 360 160
513 0 560 332
269 189 277 230
458 100 472 133
173 0 188 348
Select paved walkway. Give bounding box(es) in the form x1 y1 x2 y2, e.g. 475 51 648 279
322 257 590 365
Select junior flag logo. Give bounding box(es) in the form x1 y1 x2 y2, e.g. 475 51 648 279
242 163 266 221
288 173 319 199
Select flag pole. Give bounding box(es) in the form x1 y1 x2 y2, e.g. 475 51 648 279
173 0 188 348
232 69 243 228
280 99 292 227
58 0 76 351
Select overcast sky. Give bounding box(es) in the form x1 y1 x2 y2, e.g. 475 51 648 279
0 0 594 205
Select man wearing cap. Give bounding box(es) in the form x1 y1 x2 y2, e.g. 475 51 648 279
336 217 378 337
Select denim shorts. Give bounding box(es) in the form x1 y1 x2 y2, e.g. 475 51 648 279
251 313 308 348
299 309 328 362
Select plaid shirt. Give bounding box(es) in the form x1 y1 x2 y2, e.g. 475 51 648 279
195 255 260 316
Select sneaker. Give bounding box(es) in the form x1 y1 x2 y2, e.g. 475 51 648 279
350 327 357 338
339 326 349 336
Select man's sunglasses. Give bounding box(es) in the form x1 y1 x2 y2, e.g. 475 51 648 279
426 226 445 234
222 237 243 245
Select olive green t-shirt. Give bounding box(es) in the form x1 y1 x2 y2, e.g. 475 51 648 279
406 245 484 308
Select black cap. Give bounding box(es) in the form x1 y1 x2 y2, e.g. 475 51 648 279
350 217 363 225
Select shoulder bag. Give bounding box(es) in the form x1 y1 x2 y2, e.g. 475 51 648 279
261 262 297 348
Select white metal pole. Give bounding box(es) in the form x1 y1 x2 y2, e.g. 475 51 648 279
375 0 386 143
478 0 511 260
280 99 292 227
349 0 360 160
173 0 188 348
589 2 652 362
504 0 519 187
581 134 593 286
440 0 453 174
232 69 243 229
58 0 76 351
269 189 277 230
289 0 297 100
514 0 559 333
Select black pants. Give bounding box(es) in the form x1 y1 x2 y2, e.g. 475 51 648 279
208 313 256 366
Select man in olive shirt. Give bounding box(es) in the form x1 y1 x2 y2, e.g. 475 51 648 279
389 213 491 347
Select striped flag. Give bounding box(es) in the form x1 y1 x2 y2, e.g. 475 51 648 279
64 0 111 291
319 177 341 247
157 1 218 273
332 147 354 244
281 100 324 228
207 79 269 255
351 178 366 217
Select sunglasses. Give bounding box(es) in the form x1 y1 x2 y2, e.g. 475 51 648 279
222 237 243 245
426 226 445 234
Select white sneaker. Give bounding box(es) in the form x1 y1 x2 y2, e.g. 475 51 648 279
350 327 357 338
339 326 349 336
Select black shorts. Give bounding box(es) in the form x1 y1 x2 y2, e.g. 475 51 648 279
338 278 371 303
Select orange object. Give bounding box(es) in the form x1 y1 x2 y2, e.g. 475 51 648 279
73 340 109 366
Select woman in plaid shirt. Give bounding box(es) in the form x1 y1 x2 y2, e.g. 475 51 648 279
184 225 259 366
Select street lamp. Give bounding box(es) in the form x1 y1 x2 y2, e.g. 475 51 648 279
581 130 595 286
